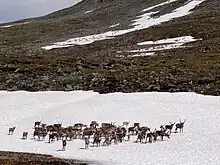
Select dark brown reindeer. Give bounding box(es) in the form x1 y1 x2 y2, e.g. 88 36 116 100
22 132 28 139
155 129 170 141
93 133 101 147
53 122 62 129
165 122 175 134
49 133 57 143
34 121 41 127
84 137 90 149
90 121 99 128
146 132 153 143
8 127 16 135
136 131 145 143
175 119 186 133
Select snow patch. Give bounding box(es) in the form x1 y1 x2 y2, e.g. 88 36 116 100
118 36 201 57
109 23 120 28
85 10 94 14
137 36 199 46
1 22 29 28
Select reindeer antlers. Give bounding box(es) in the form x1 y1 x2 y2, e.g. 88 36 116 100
179 118 186 124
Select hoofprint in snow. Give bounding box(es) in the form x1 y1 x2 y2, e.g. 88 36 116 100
1 91 220 165
118 36 201 57
1 22 29 28
42 0 206 50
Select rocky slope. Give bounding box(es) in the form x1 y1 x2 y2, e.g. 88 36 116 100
0 0 220 95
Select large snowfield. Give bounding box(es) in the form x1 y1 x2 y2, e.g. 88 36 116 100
0 91 220 165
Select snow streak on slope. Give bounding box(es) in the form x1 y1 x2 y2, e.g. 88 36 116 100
0 91 220 165
118 36 200 57
42 0 206 50
1 22 29 28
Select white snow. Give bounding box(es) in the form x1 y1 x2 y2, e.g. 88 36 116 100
42 0 206 50
109 23 120 28
127 52 155 57
137 36 200 46
1 22 29 28
118 36 200 56
141 0 178 12
85 10 94 14
0 91 220 165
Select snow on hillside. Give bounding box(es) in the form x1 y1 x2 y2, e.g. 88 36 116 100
1 22 29 28
42 0 206 50
118 36 201 57
0 91 220 165
117 36 200 57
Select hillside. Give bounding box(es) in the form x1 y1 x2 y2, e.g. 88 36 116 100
0 0 220 95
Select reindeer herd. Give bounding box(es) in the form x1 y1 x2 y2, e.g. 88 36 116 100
7 119 186 149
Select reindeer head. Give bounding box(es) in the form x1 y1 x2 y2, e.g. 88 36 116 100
169 122 175 127
180 119 186 125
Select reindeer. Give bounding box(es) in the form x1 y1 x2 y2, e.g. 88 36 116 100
165 122 175 134
84 137 90 149
122 121 129 128
175 119 186 133
48 133 58 143
46 125 56 132
22 132 28 139
136 131 145 143
128 126 135 135
74 123 84 129
34 121 41 127
93 133 101 147
101 122 115 128
134 123 140 128
146 132 153 143
103 135 111 146
53 122 62 129
8 127 16 135
90 121 99 128
155 129 170 141
83 128 94 139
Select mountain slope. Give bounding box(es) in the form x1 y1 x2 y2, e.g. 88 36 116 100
0 0 220 95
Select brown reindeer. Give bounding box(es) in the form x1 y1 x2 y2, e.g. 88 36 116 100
128 126 135 135
34 121 41 127
84 137 90 149
93 133 101 147
165 122 175 134
122 121 129 128
136 131 145 143
155 130 170 141
22 132 28 139
103 135 111 146
46 125 56 132
146 132 153 143
90 121 99 128
8 127 16 135
175 119 186 133
134 123 140 128
83 128 94 139
49 133 57 143
53 122 62 129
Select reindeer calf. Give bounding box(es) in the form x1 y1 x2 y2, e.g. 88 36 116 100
8 127 16 135
22 132 28 139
